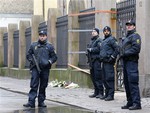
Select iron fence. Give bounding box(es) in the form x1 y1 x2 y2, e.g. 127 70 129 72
116 0 136 90
78 7 95 69
38 21 47 32
56 15 68 68
13 30 19 67
3 33 8 67
25 27 32 68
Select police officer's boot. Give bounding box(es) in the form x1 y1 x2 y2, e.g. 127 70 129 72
104 96 114 101
121 104 132 109
23 103 35 108
100 90 109 100
96 93 103 99
129 104 141 110
89 90 98 98
38 102 47 107
89 93 97 98
99 95 106 100
121 101 133 109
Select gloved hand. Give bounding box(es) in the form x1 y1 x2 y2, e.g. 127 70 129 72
48 60 52 65
40 59 51 69
87 48 92 53
108 55 115 63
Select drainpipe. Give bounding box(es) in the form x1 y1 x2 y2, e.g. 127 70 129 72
43 0 45 19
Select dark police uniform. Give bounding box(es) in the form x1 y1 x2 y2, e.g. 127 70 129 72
100 26 119 101
24 31 57 108
121 28 141 110
87 35 104 98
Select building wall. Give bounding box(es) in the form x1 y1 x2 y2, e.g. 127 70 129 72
33 0 95 20
0 15 32 27
34 0 57 21
0 0 33 14
0 0 33 27
34 0 43 16
95 0 116 37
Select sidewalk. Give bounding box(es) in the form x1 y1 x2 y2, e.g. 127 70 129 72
0 76 150 113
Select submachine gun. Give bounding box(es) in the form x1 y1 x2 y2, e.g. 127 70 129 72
30 54 41 74
86 44 92 69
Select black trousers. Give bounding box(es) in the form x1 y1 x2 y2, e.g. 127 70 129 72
90 60 103 95
123 60 141 106
102 62 115 98
28 67 49 105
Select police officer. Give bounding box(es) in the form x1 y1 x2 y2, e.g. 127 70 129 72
87 28 104 98
23 30 57 108
121 20 142 110
100 26 119 101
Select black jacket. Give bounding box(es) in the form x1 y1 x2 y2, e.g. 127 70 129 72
87 35 102 59
27 40 57 69
122 29 141 61
100 35 119 62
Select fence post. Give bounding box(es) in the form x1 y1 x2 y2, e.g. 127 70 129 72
19 21 30 69
31 15 44 42
68 0 85 66
8 24 18 68
47 8 61 68
0 27 7 67
47 8 61 50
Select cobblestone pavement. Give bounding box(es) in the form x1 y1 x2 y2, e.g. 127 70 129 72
0 76 150 113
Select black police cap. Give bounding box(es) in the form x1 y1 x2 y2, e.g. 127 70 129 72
126 19 135 26
103 26 111 32
39 30 47 35
93 28 99 34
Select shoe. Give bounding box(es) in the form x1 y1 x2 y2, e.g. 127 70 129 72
38 102 47 107
23 103 35 108
100 95 107 100
121 105 131 109
96 94 103 98
129 104 142 110
89 94 97 98
104 96 114 101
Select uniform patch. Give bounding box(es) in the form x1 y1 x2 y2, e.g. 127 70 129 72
136 39 140 44
35 46 37 50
